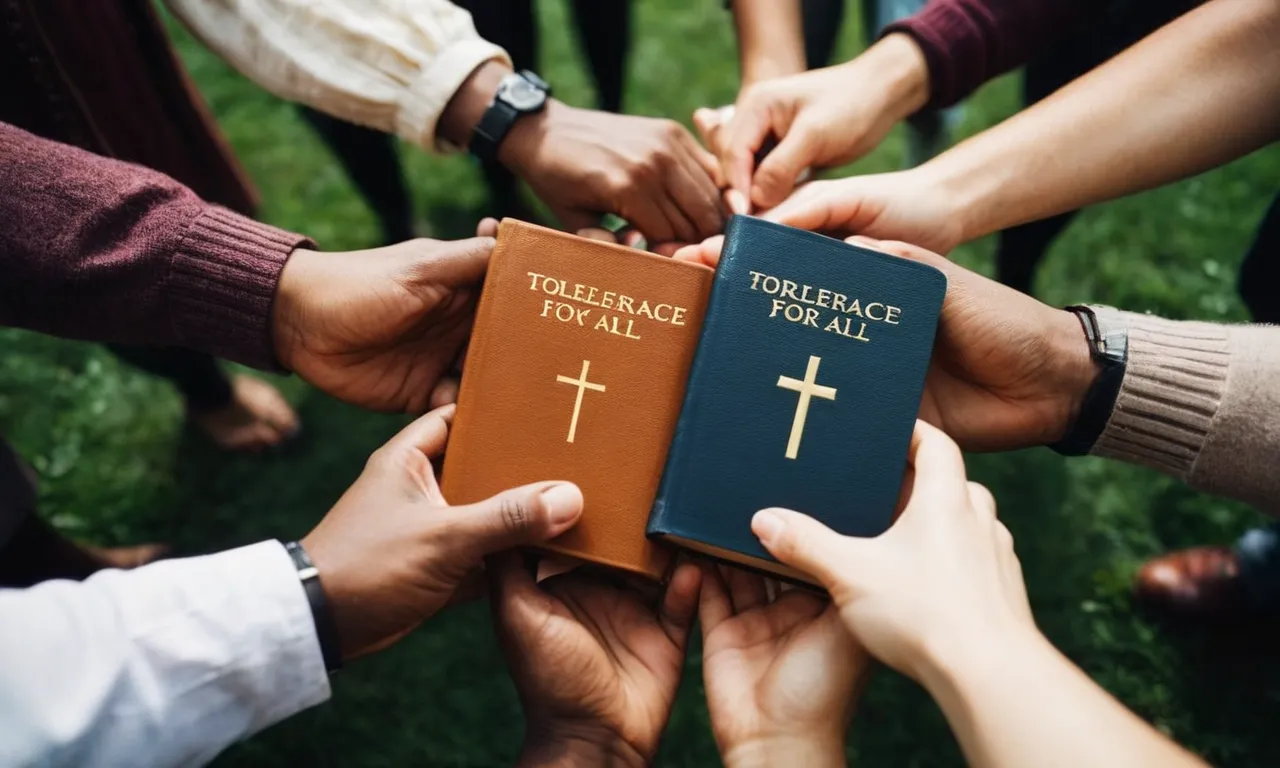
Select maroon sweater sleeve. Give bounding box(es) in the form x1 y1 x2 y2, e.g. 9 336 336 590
884 0 1103 110
0 121 312 370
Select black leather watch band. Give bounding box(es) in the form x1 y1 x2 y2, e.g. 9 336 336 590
283 540 343 674
470 70 549 163
1048 306 1128 457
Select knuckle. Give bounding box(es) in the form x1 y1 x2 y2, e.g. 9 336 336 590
660 118 685 142
497 496 533 534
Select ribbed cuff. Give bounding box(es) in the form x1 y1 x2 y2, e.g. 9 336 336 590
168 207 314 371
1090 308 1231 480
883 3 980 111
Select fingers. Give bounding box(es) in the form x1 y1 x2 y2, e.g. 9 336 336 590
576 227 619 243
476 217 500 238
657 561 702 647
697 559 734 637
751 507 855 593
405 236 494 286
671 235 725 268
382 404 455 458
905 420 969 504
752 126 815 209
723 100 773 208
487 550 556 635
443 481 584 560
760 180 853 234
429 377 460 410
724 564 768 613
679 124 728 191
669 138 728 238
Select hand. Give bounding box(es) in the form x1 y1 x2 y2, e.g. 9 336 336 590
749 421 1036 681
272 238 491 413
707 33 931 211
672 170 961 267
700 564 870 768
300 406 583 660
501 101 727 244
489 554 702 767
865 237 1099 451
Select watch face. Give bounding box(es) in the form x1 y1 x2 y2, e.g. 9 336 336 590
502 76 546 111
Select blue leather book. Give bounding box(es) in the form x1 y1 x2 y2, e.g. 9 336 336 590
647 216 946 583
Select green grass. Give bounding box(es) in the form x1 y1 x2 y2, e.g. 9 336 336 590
3 1 1280 765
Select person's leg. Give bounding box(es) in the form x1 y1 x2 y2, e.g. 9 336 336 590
0 437 165 588
1237 192 1280 324
456 0 540 219
297 106 415 244
802 0 847 71
567 0 631 113
107 345 297 452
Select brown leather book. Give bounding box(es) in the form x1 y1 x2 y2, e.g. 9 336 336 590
441 219 713 581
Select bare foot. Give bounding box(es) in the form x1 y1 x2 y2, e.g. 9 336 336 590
188 375 300 453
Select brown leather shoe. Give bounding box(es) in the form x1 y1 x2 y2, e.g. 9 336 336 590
1133 546 1250 621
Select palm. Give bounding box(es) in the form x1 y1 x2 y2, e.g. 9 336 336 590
703 591 861 750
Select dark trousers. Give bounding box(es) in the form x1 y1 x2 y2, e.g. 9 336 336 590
297 0 632 233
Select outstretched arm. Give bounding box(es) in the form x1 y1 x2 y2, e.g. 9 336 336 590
0 121 308 369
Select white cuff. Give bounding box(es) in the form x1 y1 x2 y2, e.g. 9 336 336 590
397 37 512 151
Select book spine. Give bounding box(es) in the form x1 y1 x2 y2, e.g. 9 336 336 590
647 227 741 537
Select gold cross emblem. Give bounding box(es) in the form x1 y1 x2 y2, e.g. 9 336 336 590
776 355 837 460
555 359 606 443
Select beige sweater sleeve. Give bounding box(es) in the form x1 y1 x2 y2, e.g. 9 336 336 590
1091 307 1280 515
164 0 510 150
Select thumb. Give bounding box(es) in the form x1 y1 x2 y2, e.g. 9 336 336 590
751 129 816 210
402 236 494 287
751 508 861 594
441 481 584 560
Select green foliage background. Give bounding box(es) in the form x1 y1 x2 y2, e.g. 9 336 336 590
2 1 1278 765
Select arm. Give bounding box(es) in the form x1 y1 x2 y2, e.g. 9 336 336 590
0 542 330 768
0 121 308 370
919 624 1205 768
1091 309 1280 516
162 0 509 151
730 0 806 85
928 0 1280 244
884 0 1103 109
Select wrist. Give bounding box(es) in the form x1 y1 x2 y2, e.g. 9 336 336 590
1043 308 1104 444
740 53 806 86
497 97 570 176
916 621 1051 714
721 733 846 768
437 59 515 148
855 33 930 122
519 723 647 768
271 248 313 372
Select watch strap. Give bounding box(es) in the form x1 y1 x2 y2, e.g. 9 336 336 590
283 540 343 674
472 98 519 163
1048 305 1128 457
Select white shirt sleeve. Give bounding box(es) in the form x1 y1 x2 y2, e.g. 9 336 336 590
0 540 331 768
163 0 511 150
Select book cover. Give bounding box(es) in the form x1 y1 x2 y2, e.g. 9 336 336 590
441 219 713 581
647 216 946 583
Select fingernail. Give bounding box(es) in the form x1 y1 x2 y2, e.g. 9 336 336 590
725 190 749 215
540 483 583 528
751 510 785 544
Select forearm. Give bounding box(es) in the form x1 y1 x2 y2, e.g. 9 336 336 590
917 0 1280 243
164 0 510 150
731 0 806 84
885 0 1100 109
1090 310 1280 516
0 542 329 768
0 122 306 369
920 626 1205 768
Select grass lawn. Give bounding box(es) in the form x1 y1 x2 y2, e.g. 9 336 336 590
4 1 1280 765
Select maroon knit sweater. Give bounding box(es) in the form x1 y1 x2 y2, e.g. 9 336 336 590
886 0 1101 109
0 122 310 370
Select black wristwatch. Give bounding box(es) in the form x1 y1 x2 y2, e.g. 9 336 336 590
283 540 343 674
470 69 551 163
1048 305 1128 457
